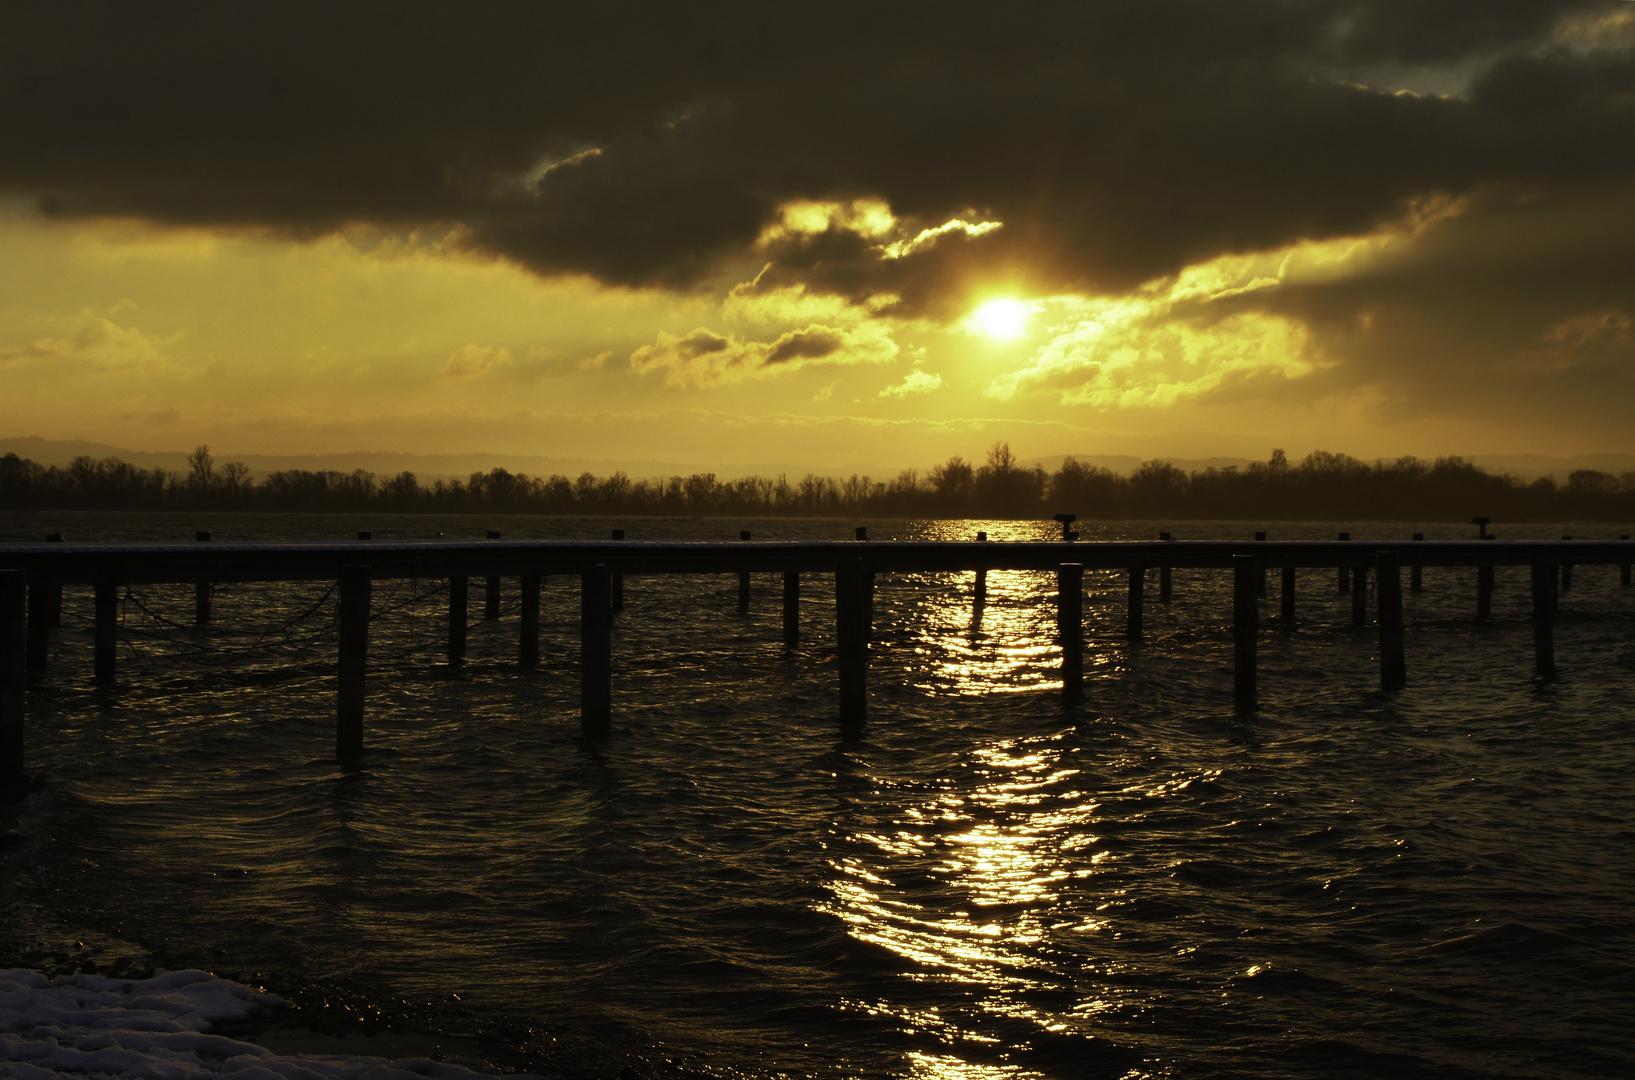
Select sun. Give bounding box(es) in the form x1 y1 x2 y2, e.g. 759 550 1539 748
971 298 1030 340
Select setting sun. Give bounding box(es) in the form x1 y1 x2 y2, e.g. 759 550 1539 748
971 298 1030 340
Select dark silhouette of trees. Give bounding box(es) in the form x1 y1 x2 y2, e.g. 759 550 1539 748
4 448 1633 521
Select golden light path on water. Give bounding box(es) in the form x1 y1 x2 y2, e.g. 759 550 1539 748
821 521 1135 1079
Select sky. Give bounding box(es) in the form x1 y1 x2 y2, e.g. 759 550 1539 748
2 1 1634 476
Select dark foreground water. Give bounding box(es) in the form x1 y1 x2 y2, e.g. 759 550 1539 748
2 513 1633 1080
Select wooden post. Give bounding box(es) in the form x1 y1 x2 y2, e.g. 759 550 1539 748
581 564 613 737
610 529 625 611
1 571 24 805
44 533 62 627
1351 565 1368 627
1058 563 1083 705
782 571 800 645
1337 532 1350 592
1233 555 1257 709
194 530 212 624
519 573 541 667
1254 531 1267 597
26 581 49 674
1622 536 1631 587
1158 531 1172 604
1531 557 1556 680
1377 553 1406 690
738 531 751 612
336 565 370 766
1126 565 1143 642
448 576 468 660
1410 533 1424 593
1280 565 1296 629
836 557 868 735
855 526 868 541
1559 537 1573 591
94 581 118 689
1477 564 1494 620
974 531 988 609
484 531 502 621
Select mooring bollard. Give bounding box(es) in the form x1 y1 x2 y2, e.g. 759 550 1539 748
1233 555 1258 708
519 573 541 667
1159 531 1173 604
836 557 869 734
1254 532 1268 597
783 570 800 645
1280 564 1296 628
336 565 370 766
581 564 613 738
194 531 212 624
1559 537 1573 591
448 576 468 661
1 571 25 805
1531 557 1556 680
1377 553 1406 690
739 531 752 612
44 533 62 627
1410 533 1424 592
610 529 625 610
1058 563 1083 704
974 531 988 609
94 582 118 689
1351 565 1368 627
1337 532 1351 592
26 579 49 674
1127 565 1143 642
1477 564 1494 620
484 531 502 621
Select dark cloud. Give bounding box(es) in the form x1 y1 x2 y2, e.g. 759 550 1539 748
3 0 1631 319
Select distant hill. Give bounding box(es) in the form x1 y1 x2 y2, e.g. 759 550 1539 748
1027 451 1635 482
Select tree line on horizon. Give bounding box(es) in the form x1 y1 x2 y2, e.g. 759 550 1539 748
3 443 1634 522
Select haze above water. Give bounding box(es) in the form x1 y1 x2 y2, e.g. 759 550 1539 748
3 513 1632 1080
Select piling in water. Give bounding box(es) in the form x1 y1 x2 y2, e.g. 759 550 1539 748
610 530 625 610
1623 536 1631 587
1377 553 1406 690
974 531 988 609
484 532 502 621
94 582 118 689
1 571 25 804
836 557 869 734
581 565 613 737
448 576 468 660
1531 558 1557 680
1127 565 1143 641
1351 566 1368 627
1058 563 1083 705
194 531 212 624
1280 564 1296 628
1560 537 1573 591
1254 532 1267 597
1233 555 1257 708
26 583 49 674
1411 533 1424 592
336 566 370 765
1337 533 1351 592
739 531 752 612
782 571 800 645
1159 532 1172 604
44 534 63 627
1477 564 1494 620
519 573 541 667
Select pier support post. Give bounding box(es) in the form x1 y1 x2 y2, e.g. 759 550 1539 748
782 571 800 645
836 558 869 735
1058 563 1083 705
26 582 49 674
94 582 118 688
1254 532 1267 597
1126 566 1143 642
1 571 24 805
1410 534 1424 593
44 534 62 627
1351 566 1368 627
1337 533 1351 592
1159 532 1173 604
739 531 752 612
611 530 625 610
1377 553 1406 690
194 531 212 624
1531 557 1557 680
519 573 541 667
581 564 613 738
1559 537 1573 591
1622 536 1631 587
448 576 468 661
1280 565 1296 629
1233 556 1257 709
974 532 988 609
1477 564 1494 620
336 566 370 765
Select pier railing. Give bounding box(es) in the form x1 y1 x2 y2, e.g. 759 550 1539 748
3 536 1632 802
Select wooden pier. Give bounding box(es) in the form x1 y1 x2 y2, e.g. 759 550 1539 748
2 536 1631 802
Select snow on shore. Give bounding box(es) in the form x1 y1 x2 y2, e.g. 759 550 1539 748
0 969 539 1079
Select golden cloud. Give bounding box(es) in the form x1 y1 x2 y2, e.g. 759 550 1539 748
629 322 897 387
